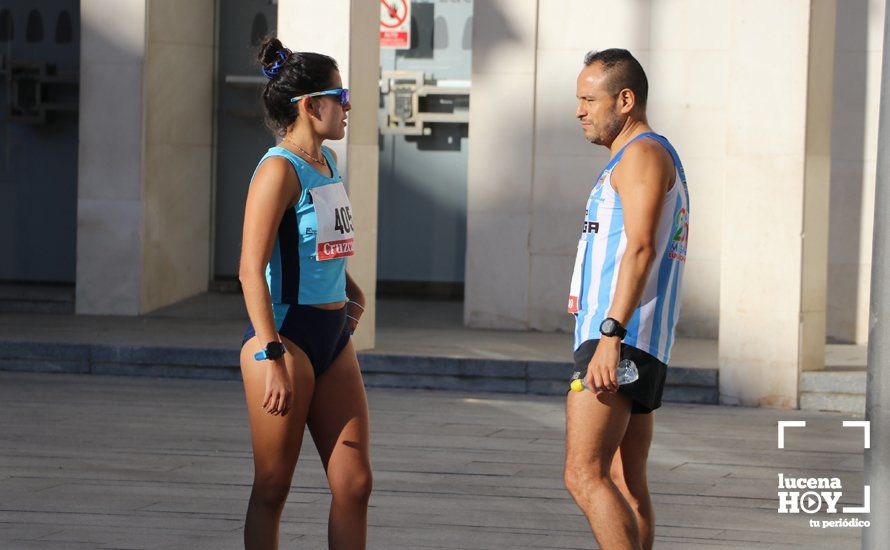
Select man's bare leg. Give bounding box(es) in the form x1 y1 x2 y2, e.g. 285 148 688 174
610 413 655 550
565 390 641 550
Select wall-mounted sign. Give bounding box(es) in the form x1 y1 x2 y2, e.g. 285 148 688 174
380 0 411 49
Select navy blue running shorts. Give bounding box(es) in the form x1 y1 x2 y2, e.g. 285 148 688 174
242 304 351 378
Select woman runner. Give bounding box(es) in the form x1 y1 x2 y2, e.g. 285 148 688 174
238 37 372 550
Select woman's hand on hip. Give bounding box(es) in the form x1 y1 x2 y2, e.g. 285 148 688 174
262 360 292 416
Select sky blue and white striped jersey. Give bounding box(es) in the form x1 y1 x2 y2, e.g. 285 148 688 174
568 132 689 364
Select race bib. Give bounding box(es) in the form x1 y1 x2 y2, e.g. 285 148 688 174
567 236 585 314
567 198 598 314
308 182 355 261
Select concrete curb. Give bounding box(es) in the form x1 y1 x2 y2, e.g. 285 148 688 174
0 340 719 403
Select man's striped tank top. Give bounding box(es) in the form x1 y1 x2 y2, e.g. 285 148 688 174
567 132 690 365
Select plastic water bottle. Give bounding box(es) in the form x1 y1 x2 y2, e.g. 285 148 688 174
570 359 639 392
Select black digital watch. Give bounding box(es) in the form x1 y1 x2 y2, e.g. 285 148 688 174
253 341 286 361
599 317 628 340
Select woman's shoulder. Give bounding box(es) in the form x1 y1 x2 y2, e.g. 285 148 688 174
263 146 317 175
253 153 298 182
251 149 302 197
263 145 298 162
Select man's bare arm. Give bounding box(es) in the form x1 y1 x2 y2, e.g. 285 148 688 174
605 139 673 327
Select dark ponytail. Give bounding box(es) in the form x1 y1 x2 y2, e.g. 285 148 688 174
257 36 339 135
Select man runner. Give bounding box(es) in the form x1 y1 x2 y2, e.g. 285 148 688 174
564 48 690 550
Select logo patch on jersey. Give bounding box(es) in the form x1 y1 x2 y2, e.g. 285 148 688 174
669 208 689 262
590 190 608 205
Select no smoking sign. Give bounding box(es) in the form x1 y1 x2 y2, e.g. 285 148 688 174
380 0 411 49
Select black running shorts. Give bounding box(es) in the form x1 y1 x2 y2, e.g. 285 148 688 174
573 339 668 414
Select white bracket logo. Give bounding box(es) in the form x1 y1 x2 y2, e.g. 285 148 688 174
842 420 870 449
777 420 806 449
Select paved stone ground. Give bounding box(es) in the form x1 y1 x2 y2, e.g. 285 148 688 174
0 372 866 549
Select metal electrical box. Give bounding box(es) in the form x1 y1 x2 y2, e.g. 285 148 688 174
2 57 78 124
380 70 469 136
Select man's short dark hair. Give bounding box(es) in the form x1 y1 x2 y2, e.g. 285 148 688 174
583 49 648 108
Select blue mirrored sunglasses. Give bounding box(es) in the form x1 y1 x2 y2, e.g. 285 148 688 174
290 88 350 106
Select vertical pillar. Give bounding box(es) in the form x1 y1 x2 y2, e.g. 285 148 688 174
800 0 836 372
278 1 380 350
828 0 885 345
718 0 835 407
862 5 890 547
464 0 538 330
77 0 215 315
77 0 147 315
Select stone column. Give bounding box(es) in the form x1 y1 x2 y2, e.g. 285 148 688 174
862 0 890 544
76 0 214 315
828 0 884 345
464 0 539 330
718 0 836 407
278 0 380 350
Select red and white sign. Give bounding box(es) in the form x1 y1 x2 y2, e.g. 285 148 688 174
308 183 356 261
380 0 410 49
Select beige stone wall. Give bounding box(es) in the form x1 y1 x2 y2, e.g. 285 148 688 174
76 0 147 315
467 1 870 351
646 0 728 339
828 0 884 344
466 0 729 337
77 0 214 315
466 0 842 407
718 0 834 406
464 0 539 330
142 0 215 312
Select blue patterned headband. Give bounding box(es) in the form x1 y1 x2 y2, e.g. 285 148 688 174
262 50 290 79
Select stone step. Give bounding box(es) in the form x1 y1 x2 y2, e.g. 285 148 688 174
360 354 719 403
798 369 866 415
799 391 865 416
0 284 75 315
0 340 719 405
799 370 866 394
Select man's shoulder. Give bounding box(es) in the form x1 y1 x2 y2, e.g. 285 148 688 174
616 135 674 176
623 134 670 160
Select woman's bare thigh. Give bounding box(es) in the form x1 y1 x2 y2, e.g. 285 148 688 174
241 336 316 478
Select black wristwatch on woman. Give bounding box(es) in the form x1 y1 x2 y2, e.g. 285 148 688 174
254 341 286 361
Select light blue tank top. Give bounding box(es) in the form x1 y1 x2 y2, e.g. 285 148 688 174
251 146 349 306
569 133 690 364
